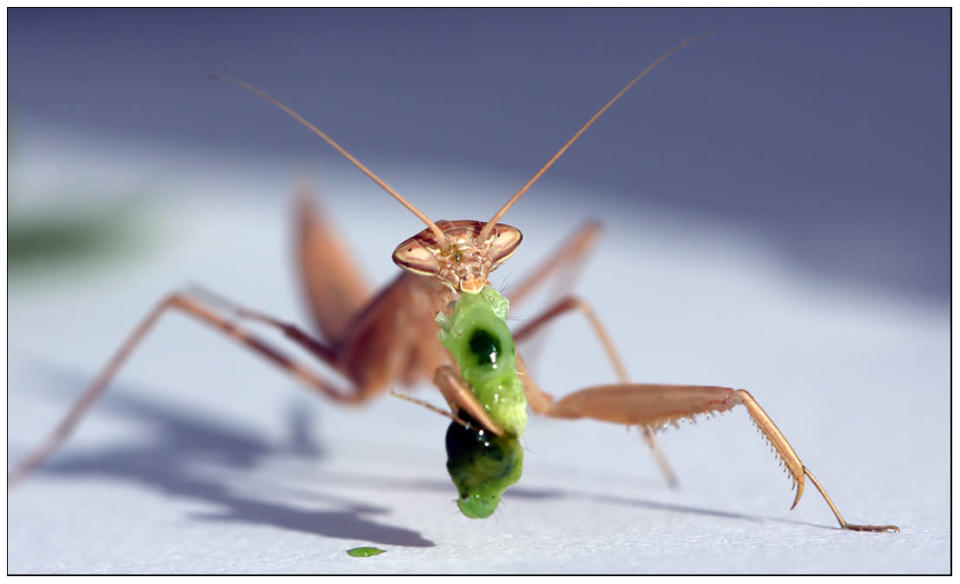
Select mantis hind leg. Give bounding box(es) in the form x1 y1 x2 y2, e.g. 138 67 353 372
513 295 679 488
521 378 898 533
296 186 372 344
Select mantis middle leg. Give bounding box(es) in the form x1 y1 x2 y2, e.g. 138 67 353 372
512 295 679 487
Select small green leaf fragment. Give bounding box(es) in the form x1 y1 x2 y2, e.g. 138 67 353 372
346 546 386 558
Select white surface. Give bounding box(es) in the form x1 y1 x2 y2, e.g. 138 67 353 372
8 128 948 574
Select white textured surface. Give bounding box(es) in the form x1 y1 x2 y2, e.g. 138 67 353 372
8 128 947 574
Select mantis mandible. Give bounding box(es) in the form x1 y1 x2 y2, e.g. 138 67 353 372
8 34 898 533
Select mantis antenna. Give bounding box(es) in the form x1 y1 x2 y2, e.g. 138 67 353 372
208 74 449 246
478 32 713 242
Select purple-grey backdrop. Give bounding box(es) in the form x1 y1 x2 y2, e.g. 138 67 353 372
8 8 949 304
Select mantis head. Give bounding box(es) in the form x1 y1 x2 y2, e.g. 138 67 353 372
392 220 522 294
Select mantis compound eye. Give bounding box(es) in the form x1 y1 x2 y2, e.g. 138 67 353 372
392 238 441 276
486 224 522 267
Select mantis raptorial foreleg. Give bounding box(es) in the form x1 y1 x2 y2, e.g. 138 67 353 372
518 377 899 533
431 365 507 437
388 389 474 430
7 291 371 486
390 366 511 439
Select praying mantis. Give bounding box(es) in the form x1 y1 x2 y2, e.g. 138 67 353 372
8 35 898 533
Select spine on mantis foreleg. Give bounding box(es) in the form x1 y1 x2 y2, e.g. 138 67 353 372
436 285 527 518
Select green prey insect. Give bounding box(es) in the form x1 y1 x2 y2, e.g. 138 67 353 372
437 287 525 518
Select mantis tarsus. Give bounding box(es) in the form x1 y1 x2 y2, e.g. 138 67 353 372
8 34 898 533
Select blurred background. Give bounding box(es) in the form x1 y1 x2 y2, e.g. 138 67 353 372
8 8 949 573
9 7 948 303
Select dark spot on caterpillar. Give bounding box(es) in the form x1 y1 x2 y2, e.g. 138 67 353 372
468 328 500 366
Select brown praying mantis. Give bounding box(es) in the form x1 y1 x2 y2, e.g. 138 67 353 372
8 35 898 533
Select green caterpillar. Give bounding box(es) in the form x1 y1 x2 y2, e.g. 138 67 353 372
436 286 526 518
